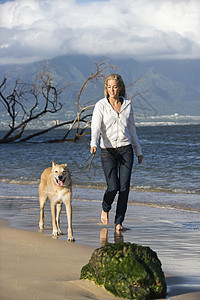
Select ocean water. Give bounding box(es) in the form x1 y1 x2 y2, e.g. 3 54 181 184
0 124 200 212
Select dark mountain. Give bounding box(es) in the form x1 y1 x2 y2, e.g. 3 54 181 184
0 55 199 116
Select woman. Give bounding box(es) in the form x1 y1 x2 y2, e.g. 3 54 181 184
90 74 143 232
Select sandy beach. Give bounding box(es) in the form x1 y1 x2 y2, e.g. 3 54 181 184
1 191 200 299
1 219 200 300
0 185 200 300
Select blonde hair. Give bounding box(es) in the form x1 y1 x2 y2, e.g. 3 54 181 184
104 74 126 99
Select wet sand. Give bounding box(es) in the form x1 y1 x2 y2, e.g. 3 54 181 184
0 191 200 299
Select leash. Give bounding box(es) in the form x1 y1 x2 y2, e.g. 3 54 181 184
71 152 95 174
88 153 95 171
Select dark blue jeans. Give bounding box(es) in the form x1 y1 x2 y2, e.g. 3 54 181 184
101 144 134 226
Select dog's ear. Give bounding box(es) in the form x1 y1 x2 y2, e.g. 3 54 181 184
52 160 56 167
64 163 67 167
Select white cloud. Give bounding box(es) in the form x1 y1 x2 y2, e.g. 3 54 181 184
0 0 199 65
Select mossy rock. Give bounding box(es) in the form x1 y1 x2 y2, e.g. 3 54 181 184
80 242 166 299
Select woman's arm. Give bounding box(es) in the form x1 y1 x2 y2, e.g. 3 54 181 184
90 101 103 151
128 104 143 159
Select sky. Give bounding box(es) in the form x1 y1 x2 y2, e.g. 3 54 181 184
0 0 199 65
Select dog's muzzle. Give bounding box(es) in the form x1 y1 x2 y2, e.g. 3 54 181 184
56 176 66 187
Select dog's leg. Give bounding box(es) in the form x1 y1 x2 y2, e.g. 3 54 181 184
51 203 58 236
56 203 63 235
65 202 75 242
39 195 47 230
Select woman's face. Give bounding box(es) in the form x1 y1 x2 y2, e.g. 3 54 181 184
107 79 120 99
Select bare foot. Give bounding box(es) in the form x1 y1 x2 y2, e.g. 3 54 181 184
101 210 108 225
115 224 126 232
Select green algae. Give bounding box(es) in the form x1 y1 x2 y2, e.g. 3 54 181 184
80 242 166 299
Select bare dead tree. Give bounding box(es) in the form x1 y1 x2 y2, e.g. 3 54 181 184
0 64 66 143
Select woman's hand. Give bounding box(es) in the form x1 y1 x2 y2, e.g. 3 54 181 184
138 155 143 164
90 146 97 154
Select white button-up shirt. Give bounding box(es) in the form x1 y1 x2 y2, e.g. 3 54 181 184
90 97 142 156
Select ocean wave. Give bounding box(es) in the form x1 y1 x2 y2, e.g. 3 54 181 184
73 183 200 194
0 195 37 199
130 185 199 194
128 201 200 214
0 178 39 185
0 178 199 195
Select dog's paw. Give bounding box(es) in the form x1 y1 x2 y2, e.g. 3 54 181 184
39 222 44 230
52 230 58 236
68 237 75 242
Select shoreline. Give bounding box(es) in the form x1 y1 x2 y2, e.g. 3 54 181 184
1 219 200 300
0 182 200 215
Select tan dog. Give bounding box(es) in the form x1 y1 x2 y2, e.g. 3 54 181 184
39 160 74 241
